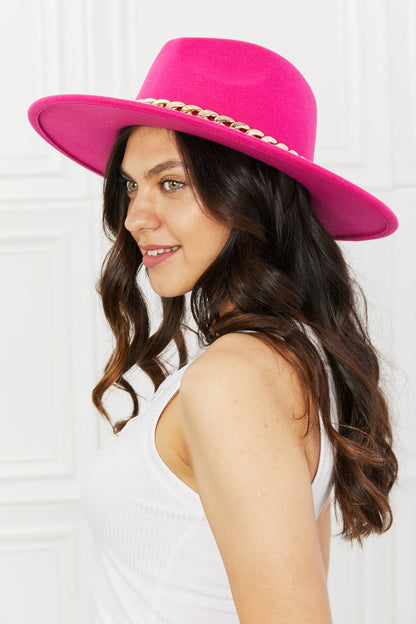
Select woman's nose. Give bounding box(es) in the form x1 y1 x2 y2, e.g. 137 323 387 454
124 193 161 233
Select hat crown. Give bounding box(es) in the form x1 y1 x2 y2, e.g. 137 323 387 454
136 38 317 160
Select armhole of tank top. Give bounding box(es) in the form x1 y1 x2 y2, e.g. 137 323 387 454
311 370 337 516
311 414 334 514
146 364 204 514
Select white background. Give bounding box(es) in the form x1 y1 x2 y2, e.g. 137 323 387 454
1 0 415 622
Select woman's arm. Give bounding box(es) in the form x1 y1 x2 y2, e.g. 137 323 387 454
180 332 332 624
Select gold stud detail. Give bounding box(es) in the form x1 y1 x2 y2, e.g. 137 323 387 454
136 98 301 156
246 129 265 138
214 115 235 125
181 104 202 115
262 136 278 145
153 99 170 107
166 101 186 110
197 110 219 119
230 122 250 131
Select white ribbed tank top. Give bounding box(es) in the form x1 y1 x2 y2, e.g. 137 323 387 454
82 345 335 624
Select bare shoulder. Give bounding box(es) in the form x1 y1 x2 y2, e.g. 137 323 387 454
181 331 307 432
190 330 272 364
183 331 297 386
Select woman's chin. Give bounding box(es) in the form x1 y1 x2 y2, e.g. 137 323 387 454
148 277 194 298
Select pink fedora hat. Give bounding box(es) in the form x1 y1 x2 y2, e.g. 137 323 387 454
28 37 397 241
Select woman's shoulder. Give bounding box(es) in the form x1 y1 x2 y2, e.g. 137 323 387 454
180 331 306 426
184 332 278 384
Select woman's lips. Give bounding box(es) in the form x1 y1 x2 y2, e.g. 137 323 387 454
141 246 181 268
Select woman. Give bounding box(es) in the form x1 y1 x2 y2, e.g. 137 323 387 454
29 37 398 623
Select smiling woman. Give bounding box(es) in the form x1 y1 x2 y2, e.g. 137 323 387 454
120 126 231 296
28 37 398 624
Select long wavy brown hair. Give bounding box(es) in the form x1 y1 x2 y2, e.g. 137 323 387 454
92 125 398 543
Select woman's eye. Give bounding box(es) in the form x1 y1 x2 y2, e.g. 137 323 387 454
126 179 138 193
161 179 184 192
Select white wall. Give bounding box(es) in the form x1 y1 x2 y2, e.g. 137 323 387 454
1 0 415 622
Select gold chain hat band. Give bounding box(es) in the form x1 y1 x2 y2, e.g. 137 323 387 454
136 98 301 157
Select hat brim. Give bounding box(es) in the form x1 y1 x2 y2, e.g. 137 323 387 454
28 94 398 241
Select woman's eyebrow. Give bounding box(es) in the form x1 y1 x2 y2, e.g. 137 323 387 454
119 160 184 180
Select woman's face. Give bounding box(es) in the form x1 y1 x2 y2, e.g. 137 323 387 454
122 126 231 297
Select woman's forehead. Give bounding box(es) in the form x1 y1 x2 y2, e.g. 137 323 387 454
122 126 181 174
